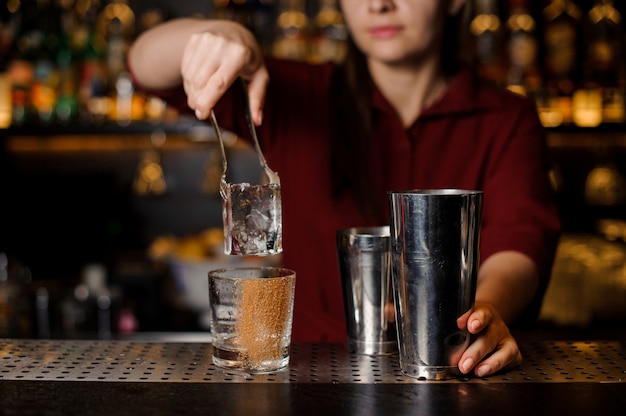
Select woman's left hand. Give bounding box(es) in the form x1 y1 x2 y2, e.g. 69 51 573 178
457 302 523 377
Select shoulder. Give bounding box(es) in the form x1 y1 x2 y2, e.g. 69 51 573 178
427 69 547 154
475 79 538 117
432 68 539 121
451 69 543 137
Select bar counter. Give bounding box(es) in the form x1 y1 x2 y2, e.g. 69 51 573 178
1 333 625 415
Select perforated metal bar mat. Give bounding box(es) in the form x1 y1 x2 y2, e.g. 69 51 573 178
1 339 625 383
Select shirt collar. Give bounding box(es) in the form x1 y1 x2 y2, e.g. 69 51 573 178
371 67 496 120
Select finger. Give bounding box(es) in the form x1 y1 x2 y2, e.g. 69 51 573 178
247 68 269 125
474 341 522 377
183 35 243 117
187 66 234 119
458 338 488 375
459 326 521 376
466 304 495 334
182 37 218 117
182 34 218 90
192 47 253 119
458 326 499 374
183 78 210 120
456 309 472 331
180 34 197 76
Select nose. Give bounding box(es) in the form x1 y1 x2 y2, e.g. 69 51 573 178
368 0 395 13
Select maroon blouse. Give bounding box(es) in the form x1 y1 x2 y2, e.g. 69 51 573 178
133 57 561 342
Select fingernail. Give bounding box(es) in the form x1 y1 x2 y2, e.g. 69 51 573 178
461 358 474 373
475 364 492 377
195 109 204 119
470 320 481 332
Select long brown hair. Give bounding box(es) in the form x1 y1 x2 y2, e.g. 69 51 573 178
330 3 473 224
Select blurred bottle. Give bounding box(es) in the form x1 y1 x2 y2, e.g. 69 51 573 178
212 1 277 55
211 0 230 20
135 5 168 36
470 0 506 86
7 0 39 125
542 0 582 125
54 1 79 124
578 0 624 125
117 301 139 334
0 252 11 336
77 1 108 124
100 0 143 124
250 0 278 55
309 0 347 64
0 253 34 338
212 0 252 26
35 286 51 338
6 58 34 126
505 0 541 98
29 0 63 123
61 263 116 338
102 0 134 90
272 0 310 61
0 71 10 128
0 1 19 128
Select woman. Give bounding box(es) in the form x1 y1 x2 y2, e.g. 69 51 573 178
128 0 561 377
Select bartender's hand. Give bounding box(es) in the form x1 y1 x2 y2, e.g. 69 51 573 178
457 303 523 377
180 20 269 124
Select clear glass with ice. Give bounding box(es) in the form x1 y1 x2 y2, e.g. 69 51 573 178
221 182 282 256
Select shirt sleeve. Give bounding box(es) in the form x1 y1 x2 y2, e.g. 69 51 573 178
479 97 562 323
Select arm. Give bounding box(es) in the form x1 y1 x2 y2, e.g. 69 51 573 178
455 251 536 378
128 18 268 124
476 251 539 325
457 95 560 377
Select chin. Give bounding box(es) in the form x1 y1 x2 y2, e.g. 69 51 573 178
371 53 417 66
366 43 424 63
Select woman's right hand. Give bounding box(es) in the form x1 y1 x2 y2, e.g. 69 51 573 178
180 20 269 124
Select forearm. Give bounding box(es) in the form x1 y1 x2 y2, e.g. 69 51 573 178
128 18 215 89
474 251 540 324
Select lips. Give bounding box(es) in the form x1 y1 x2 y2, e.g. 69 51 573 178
369 25 403 38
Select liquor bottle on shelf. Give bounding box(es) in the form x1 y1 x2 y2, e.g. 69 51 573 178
29 0 65 123
210 0 231 20
7 0 52 125
577 0 624 125
505 0 541 98
77 2 108 124
249 0 278 56
212 1 278 56
470 0 506 86
309 0 347 64
0 70 10 128
0 2 18 128
0 252 11 336
272 0 310 62
7 59 34 126
100 0 143 125
211 0 253 26
135 5 168 35
541 0 582 126
103 4 133 93
54 2 79 124
0 253 33 338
